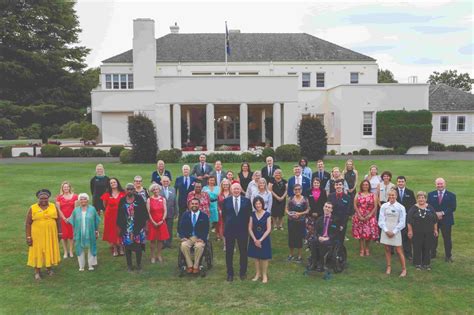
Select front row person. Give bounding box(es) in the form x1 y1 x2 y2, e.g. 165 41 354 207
178 198 210 274
378 189 407 277
286 184 309 263
117 184 148 272
147 183 169 264
26 189 62 280
248 196 272 283
67 193 100 271
407 191 438 270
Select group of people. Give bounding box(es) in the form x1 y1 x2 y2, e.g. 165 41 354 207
25 155 457 282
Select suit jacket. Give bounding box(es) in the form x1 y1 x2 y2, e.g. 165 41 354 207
178 210 209 242
327 192 353 219
311 170 331 190
314 215 343 241
191 163 214 186
427 190 457 226
174 176 197 209
261 164 280 182
396 187 416 213
287 175 311 197
308 189 328 218
159 186 177 219
222 196 252 239
210 169 227 184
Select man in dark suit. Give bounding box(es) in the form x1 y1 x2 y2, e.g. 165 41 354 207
178 198 210 274
222 183 252 281
396 176 416 260
428 177 457 262
174 165 196 223
288 165 311 197
160 176 177 248
327 179 352 244
261 156 280 182
311 160 331 189
210 160 227 185
191 154 213 186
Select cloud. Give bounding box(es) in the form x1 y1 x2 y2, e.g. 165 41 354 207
344 12 441 24
411 26 466 33
458 43 474 54
351 45 395 54
412 58 443 65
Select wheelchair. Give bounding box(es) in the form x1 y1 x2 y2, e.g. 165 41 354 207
177 240 213 277
305 238 347 275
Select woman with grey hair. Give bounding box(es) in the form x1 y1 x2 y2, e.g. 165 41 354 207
67 193 100 271
134 175 149 202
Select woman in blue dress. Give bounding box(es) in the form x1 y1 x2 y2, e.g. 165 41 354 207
248 196 272 283
203 176 220 231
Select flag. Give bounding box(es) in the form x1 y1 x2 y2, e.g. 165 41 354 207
225 21 231 56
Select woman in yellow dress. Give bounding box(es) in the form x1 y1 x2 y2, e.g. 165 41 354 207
25 189 62 280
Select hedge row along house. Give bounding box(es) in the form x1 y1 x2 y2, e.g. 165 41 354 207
91 19 430 154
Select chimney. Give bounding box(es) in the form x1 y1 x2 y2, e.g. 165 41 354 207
133 18 156 89
170 22 179 34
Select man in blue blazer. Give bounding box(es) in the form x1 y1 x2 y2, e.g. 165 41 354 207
222 183 252 282
178 198 210 274
288 165 311 197
428 177 457 262
174 165 196 223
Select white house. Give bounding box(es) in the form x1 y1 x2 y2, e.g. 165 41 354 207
91 19 429 154
429 84 474 146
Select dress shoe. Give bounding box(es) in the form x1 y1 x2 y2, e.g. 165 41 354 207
193 267 200 274
227 275 234 282
187 267 193 274
240 274 247 281
445 257 453 263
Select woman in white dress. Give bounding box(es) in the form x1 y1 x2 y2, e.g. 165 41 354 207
364 165 382 194
378 189 407 277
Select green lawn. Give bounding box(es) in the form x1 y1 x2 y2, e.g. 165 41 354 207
1 160 473 314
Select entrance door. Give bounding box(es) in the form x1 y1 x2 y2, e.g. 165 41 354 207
214 106 240 145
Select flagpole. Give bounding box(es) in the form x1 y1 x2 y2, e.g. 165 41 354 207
225 21 228 75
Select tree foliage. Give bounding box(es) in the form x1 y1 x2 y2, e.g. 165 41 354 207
128 113 158 163
297 115 327 161
378 69 398 83
427 70 473 92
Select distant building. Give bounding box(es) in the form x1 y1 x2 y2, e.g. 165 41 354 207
91 19 429 153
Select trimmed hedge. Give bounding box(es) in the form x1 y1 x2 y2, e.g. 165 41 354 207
446 144 467 152
376 110 432 149
240 152 262 162
120 149 133 163
275 144 301 162
157 149 182 163
59 147 74 157
262 147 275 160
370 149 395 155
41 144 60 157
1 146 12 158
298 115 327 161
74 147 94 157
109 145 125 157
179 152 262 164
359 148 370 155
92 149 107 157
429 142 446 151
19 152 30 157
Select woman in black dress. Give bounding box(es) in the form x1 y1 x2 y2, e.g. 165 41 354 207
306 177 327 243
238 162 253 194
286 184 309 263
90 164 109 214
268 169 287 230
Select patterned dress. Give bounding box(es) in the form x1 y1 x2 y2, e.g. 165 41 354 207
187 191 210 218
352 193 379 240
121 200 146 246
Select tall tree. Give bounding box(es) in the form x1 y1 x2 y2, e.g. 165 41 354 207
0 1 92 107
427 70 473 92
378 69 398 83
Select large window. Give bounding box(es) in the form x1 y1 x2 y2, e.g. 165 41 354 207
302 72 311 87
350 72 359 84
440 116 449 131
316 72 325 87
105 74 133 90
363 111 374 136
457 116 466 131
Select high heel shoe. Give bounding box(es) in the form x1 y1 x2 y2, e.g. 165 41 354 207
252 275 261 281
399 269 407 277
365 249 370 256
385 265 391 275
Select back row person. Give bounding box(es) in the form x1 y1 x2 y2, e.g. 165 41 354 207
151 160 172 186
191 154 213 186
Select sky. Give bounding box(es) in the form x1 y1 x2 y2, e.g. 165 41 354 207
75 0 473 83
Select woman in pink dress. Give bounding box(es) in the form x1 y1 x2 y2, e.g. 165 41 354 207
217 179 231 245
101 178 126 256
352 180 379 256
147 183 169 263
55 181 78 258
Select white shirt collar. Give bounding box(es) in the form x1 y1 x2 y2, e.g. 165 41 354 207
192 210 200 217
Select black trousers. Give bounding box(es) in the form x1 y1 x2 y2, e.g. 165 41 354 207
225 236 248 277
401 227 413 258
125 244 142 268
312 239 334 268
413 231 434 266
433 224 452 258
164 217 174 246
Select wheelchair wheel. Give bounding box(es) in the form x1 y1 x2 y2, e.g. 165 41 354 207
199 266 207 277
177 247 187 277
206 241 213 270
332 244 347 273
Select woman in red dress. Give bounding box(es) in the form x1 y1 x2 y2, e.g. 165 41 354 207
55 181 78 258
147 183 169 263
217 179 231 245
352 180 379 256
101 177 126 257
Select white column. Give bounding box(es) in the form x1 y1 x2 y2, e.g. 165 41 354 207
261 108 266 143
240 103 248 151
172 104 181 149
206 103 215 151
273 102 281 148
186 109 191 142
155 104 171 150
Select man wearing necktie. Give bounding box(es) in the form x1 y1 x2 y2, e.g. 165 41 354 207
396 176 416 260
261 156 280 182
210 160 227 185
191 154 213 186
160 176 177 248
222 183 252 282
175 165 196 224
427 177 457 262
288 165 311 197
311 160 330 191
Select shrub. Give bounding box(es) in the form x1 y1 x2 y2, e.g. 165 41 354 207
0 118 18 140
41 144 60 157
157 149 182 163
328 150 336 156
394 146 408 155
359 148 370 155
59 122 83 138
59 147 74 157
262 147 275 160
352 150 359 156
75 147 94 157
446 144 467 152
240 152 261 162
180 154 200 164
275 144 301 162
297 115 327 161
2 146 13 158
119 149 133 163
207 153 243 163
23 123 42 139
92 149 107 157
429 142 446 152
467 146 474 152
370 149 395 155
19 152 30 157
376 110 432 150
109 145 125 157
128 113 158 163
81 123 99 141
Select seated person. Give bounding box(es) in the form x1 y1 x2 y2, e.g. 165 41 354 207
311 201 344 272
178 198 210 274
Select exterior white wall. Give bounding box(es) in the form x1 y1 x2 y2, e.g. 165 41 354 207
431 112 474 146
101 112 133 145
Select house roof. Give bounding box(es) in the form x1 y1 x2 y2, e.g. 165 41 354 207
102 33 375 63
429 84 474 112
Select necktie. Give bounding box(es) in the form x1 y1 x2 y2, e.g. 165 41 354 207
165 187 169 199
234 197 239 216
400 189 404 200
320 171 323 179
201 164 205 174
192 212 197 235
323 216 330 237
184 177 188 189
269 166 272 176
217 171 220 183
438 191 443 204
